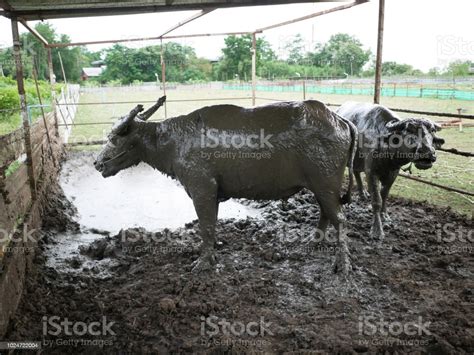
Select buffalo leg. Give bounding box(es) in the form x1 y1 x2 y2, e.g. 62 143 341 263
380 170 398 222
316 193 351 274
354 171 370 200
367 173 384 239
316 206 329 238
190 180 218 272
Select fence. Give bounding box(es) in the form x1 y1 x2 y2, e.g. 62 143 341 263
0 84 78 335
224 82 474 101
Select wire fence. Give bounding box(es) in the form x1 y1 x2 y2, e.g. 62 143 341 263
225 82 474 101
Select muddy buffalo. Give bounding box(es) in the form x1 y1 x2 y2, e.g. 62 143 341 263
95 97 357 273
337 102 445 239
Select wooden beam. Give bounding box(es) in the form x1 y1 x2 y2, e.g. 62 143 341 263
19 19 49 46
11 18 36 199
255 0 368 32
373 0 385 104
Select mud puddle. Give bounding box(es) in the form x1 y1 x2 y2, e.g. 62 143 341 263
60 152 262 232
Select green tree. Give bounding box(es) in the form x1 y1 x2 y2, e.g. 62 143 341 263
446 60 472 76
382 61 414 76
217 35 276 81
284 34 306 65
311 33 371 76
101 43 212 84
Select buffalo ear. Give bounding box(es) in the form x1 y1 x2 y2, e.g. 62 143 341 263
433 122 442 132
111 104 144 135
433 136 445 149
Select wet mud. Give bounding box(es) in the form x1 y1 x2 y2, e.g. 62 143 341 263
4 159 473 354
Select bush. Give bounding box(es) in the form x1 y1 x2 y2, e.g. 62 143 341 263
0 86 20 111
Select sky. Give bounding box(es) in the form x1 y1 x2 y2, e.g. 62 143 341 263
0 0 473 71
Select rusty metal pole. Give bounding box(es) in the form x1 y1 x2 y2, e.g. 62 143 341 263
47 47 59 137
373 0 385 104
251 32 257 106
160 39 167 119
32 57 57 167
11 18 36 199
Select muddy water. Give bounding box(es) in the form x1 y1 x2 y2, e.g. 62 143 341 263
60 152 262 232
46 152 262 275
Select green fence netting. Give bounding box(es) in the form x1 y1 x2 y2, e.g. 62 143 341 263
223 84 474 101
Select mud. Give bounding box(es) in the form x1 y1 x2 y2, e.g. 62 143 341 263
4 170 472 354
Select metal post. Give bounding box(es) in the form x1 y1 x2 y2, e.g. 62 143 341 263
303 80 306 100
11 18 36 199
373 0 385 104
47 47 59 137
160 39 167 119
32 57 57 167
251 32 257 106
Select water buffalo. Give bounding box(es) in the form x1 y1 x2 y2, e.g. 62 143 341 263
94 97 357 273
336 101 445 239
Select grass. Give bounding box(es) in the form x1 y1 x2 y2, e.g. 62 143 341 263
70 85 473 217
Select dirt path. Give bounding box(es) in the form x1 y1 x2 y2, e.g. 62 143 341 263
5 187 473 354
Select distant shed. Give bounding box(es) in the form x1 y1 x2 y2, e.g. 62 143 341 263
81 67 104 81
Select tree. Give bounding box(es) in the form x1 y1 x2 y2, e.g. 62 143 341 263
382 61 414 76
100 43 212 84
284 34 306 65
311 33 371 76
0 22 84 82
217 35 276 81
446 60 472 76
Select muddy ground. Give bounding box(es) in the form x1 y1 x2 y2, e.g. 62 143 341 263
4 176 473 354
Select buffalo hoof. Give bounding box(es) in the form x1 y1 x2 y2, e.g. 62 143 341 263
381 212 391 223
370 225 384 240
191 252 216 273
333 249 351 274
359 190 370 201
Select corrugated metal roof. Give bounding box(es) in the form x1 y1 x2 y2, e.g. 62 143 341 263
82 67 104 77
0 0 344 20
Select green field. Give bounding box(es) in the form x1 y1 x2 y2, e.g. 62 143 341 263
70 86 473 217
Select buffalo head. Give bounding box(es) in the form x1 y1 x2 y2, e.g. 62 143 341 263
384 118 445 170
94 96 166 177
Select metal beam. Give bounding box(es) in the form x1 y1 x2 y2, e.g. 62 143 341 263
373 0 385 104
160 39 167 119
47 31 255 48
19 19 49 46
0 0 11 11
255 0 368 32
158 9 215 38
0 1 345 21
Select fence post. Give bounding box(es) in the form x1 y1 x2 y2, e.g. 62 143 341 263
11 18 36 200
160 39 167 119
47 48 59 137
373 0 385 104
251 32 257 106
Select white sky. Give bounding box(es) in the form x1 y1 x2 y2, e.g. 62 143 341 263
0 0 473 71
